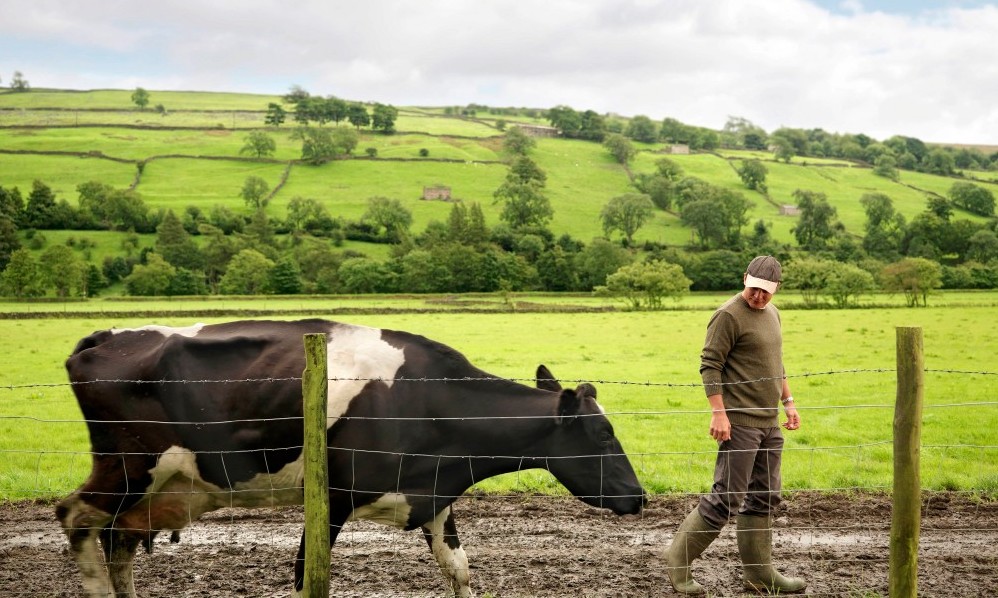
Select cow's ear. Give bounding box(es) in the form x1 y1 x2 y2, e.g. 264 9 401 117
555 389 581 425
574 382 597 399
536 364 561 392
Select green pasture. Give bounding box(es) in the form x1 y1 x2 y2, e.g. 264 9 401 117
533 138 643 241
1 304 995 501
359 133 503 161
392 114 501 137
136 158 289 211
275 159 510 231
0 108 267 129
0 89 281 111
0 153 137 199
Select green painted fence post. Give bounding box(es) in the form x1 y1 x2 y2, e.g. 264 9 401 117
302 333 330 598
890 326 923 598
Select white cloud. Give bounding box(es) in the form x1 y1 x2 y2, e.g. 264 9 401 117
1 0 996 143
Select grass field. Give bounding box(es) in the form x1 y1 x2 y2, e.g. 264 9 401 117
2 301 995 501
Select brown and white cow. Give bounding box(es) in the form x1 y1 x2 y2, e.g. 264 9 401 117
56 319 645 597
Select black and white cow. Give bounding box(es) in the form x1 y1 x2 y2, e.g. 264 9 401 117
56 319 645 597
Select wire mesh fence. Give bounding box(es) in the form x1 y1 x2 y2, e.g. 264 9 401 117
1 367 996 597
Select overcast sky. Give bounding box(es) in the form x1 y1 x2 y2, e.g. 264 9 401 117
2 0 996 144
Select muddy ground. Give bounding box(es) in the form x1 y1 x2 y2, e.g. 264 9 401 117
1 492 995 597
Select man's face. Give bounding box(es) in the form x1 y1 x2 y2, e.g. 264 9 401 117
741 276 775 310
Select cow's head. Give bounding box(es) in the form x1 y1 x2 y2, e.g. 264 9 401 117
534 365 645 515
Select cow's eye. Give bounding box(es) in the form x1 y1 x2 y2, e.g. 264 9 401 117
599 430 613 446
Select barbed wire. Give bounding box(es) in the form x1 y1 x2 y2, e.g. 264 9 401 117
2 366 995 393
2 399 997 426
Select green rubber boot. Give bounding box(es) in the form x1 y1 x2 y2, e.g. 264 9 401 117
736 514 807 594
665 508 721 595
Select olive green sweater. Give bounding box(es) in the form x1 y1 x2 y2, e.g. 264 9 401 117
699 293 784 428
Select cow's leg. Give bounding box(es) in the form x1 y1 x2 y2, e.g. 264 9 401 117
56 494 114 597
100 528 141 598
421 506 472 598
292 507 349 597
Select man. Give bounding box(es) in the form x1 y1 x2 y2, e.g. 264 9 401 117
666 255 806 595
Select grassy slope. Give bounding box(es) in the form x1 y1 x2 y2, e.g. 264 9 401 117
2 88 997 256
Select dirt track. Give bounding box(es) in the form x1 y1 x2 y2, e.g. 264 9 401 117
1 492 995 597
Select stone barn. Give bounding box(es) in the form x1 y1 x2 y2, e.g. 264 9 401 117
422 185 452 201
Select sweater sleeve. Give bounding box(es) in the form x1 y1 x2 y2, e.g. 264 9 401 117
700 310 736 397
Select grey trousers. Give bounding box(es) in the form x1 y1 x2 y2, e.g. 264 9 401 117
698 424 784 529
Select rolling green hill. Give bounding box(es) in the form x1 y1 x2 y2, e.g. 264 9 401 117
1 88 996 252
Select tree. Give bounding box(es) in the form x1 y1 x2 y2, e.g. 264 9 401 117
397 249 453 293
596 261 691 310
40 244 84 297
679 185 752 249
494 156 552 230
0 186 24 224
860 193 906 260
737 159 768 193
603 133 636 164
655 158 685 181
681 198 727 248
600 193 655 244
949 182 995 217
287 196 334 235
574 238 633 290
503 126 535 156
633 173 676 211
0 215 19 270
880 257 942 307
825 262 876 307
362 197 413 243
338 257 397 293
547 105 582 137
873 154 900 181
791 189 840 250
125 253 175 296
220 249 274 294
264 103 286 127
921 149 956 176
240 131 276 158
371 103 398 133
283 85 310 105
131 87 150 110
240 176 270 209
76 181 149 231
164 267 204 296
535 245 579 291
269 256 303 294
625 115 658 144
23 180 59 229
0 249 43 297
347 103 370 128
783 258 833 306
10 71 29 92
967 230 998 263
156 210 204 270
292 125 358 163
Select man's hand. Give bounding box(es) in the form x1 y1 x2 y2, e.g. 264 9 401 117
706 394 730 441
782 403 801 431
710 409 731 442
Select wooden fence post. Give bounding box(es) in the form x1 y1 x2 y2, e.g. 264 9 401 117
302 333 330 598
890 326 923 597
